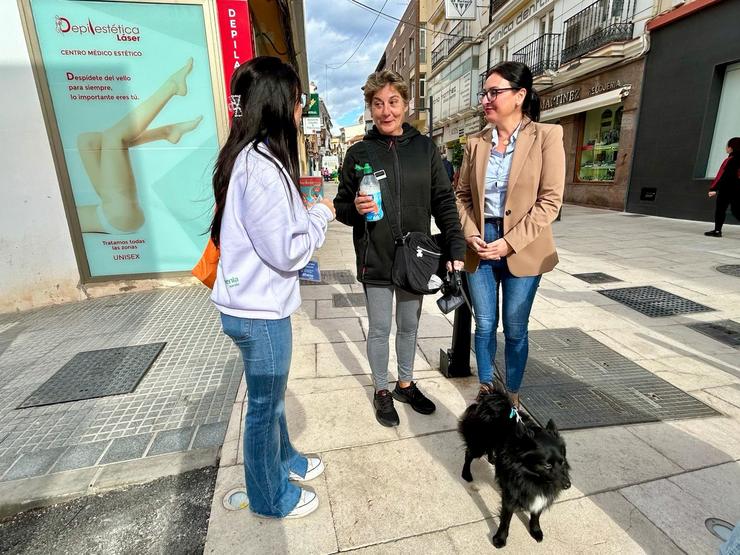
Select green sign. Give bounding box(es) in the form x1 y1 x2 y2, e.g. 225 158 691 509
306 93 320 116
30 0 219 277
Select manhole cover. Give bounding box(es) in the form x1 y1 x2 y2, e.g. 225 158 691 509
597 286 714 317
301 270 356 285
688 320 740 349
223 488 249 511
716 265 740 278
18 342 166 408
332 293 366 308
495 329 718 430
572 272 622 284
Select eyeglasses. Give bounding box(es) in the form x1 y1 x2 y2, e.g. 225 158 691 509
477 87 517 102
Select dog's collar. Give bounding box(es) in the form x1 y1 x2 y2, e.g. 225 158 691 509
509 407 522 423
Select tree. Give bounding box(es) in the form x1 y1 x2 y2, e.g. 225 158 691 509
451 140 464 169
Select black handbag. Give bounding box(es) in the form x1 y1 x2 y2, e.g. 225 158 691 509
363 141 445 295
391 230 445 295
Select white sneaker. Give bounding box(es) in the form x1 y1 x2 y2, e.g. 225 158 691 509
285 488 319 519
289 455 325 482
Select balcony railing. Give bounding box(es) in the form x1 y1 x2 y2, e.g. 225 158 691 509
491 0 508 17
447 21 471 53
561 0 635 64
431 42 447 68
512 34 561 77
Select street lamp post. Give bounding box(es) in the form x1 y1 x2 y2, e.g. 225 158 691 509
420 95 472 378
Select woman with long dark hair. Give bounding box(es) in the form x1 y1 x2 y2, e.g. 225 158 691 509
705 137 740 237
210 56 335 519
456 61 565 407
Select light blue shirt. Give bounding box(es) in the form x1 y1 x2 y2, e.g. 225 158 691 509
484 125 520 218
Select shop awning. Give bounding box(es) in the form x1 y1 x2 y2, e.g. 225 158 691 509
541 86 632 122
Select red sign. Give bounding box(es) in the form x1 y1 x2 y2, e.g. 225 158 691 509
216 0 254 116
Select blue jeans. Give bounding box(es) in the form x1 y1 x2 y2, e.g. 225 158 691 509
466 220 541 392
220 313 308 518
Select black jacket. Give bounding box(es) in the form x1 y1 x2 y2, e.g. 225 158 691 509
335 123 466 285
712 155 739 195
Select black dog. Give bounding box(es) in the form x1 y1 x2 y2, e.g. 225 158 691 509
459 385 571 548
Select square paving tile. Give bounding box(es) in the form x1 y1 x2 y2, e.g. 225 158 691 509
17 343 166 408
687 320 740 349
499 329 719 430
571 272 622 284
301 270 356 286
332 293 366 308
597 286 714 318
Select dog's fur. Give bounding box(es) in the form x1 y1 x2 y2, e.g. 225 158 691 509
459 384 571 548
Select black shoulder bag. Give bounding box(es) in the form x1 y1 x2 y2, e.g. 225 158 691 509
363 141 445 295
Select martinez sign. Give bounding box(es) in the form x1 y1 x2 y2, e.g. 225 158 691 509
541 80 630 110
488 0 554 45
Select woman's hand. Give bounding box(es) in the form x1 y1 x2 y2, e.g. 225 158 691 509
446 260 465 272
483 238 513 260
354 194 378 215
466 235 486 251
467 235 512 260
318 198 336 217
708 191 717 198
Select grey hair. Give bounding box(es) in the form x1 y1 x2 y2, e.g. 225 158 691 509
363 70 409 106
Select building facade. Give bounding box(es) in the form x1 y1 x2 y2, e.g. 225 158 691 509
1 0 310 312
427 0 488 151
627 0 740 222
425 0 674 210
375 0 430 133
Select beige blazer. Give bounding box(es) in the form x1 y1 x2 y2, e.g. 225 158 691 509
455 119 565 276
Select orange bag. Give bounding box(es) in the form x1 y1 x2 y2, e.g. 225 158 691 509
192 238 220 289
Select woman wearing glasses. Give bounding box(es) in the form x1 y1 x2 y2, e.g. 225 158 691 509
455 61 565 407
211 57 335 519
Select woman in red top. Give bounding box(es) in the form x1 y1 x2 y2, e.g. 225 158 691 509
705 137 740 237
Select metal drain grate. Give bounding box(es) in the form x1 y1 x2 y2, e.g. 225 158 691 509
18 343 166 408
688 320 740 349
301 270 356 285
332 293 366 308
716 265 740 278
493 328 718 430
572 272 622 284
597 286 714 317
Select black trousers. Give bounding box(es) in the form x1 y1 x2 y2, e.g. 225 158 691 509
714 190 740 231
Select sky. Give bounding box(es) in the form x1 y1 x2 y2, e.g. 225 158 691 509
304 0 410 134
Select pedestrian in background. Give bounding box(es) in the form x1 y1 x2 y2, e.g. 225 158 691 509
442 151 454 182
335 70 466 427
456 61 565 408
210 57 335 519
705 136 740 238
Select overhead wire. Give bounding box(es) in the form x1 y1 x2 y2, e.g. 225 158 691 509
328 0 389 69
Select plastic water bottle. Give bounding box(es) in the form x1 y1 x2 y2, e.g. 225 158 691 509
358 163 384 222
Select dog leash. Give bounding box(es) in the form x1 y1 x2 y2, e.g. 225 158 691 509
509 406 523 423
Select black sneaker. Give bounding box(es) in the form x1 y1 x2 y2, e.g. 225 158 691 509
704 230 722 237
392 382 436 415
373 390 399 427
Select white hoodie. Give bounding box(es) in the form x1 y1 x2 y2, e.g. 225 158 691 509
211 143 333 319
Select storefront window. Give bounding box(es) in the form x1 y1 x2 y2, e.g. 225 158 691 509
578 103 622 182
706 62 740 177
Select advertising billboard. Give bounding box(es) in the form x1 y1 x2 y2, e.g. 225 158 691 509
27 0 222 278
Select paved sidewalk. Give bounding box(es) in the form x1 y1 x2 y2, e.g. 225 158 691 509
0 189 738 553
204 194 740 554
0 287 239 517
